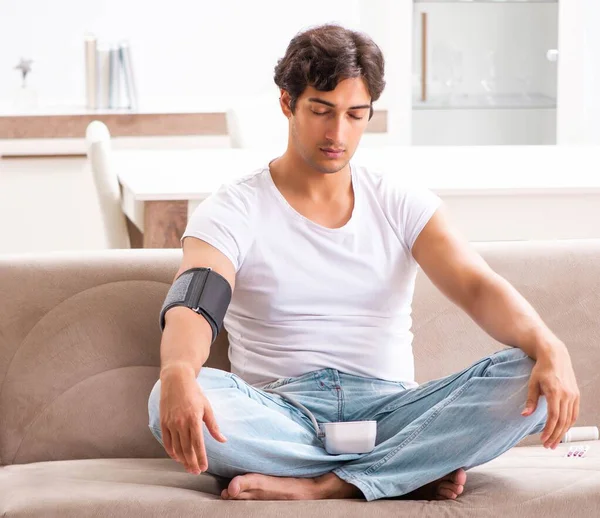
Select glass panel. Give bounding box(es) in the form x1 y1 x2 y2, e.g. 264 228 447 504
416 1 557 3
412 0 559 145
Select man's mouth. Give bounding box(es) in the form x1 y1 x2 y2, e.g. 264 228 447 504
320 148 344 158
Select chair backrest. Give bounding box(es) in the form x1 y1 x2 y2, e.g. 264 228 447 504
85 121 131 249
226 94 289 152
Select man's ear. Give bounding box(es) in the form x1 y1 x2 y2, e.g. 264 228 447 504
279 90 293 118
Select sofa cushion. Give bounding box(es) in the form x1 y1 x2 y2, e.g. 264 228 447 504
1 443 599 517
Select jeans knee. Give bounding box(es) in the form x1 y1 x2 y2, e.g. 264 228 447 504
517 350 535 377
148 379 162 431
496 346 529 362
531 397 549 432
490 347 535 378
486 349 548 422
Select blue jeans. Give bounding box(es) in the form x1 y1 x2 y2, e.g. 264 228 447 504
148 347 548 501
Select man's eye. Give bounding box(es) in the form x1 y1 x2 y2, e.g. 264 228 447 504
311 110 363 120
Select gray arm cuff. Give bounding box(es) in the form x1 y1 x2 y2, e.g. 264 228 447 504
159 268 232 343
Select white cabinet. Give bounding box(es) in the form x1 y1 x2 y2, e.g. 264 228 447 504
360 0 590 145
0 157 107 254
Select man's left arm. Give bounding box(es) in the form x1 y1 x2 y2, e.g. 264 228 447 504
411 205 580 450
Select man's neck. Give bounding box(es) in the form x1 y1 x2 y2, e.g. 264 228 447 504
268 150 352 204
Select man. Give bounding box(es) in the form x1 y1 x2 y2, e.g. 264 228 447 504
148 24 580 502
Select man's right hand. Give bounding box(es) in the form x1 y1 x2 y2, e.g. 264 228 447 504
159 363 227 474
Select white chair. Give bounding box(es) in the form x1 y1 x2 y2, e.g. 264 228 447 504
85 121 131 249
225 94 289 152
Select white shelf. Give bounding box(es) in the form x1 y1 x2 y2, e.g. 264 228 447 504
413 93 556 110
0 104 223 117
0 96 242 117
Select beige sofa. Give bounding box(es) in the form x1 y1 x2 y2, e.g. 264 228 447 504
1 239 599 517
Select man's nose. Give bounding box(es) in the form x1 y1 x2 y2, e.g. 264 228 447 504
324 115 347 145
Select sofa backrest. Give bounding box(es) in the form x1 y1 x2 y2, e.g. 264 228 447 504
0 240 598 465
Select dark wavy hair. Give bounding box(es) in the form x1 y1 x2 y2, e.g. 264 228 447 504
273 24 385 120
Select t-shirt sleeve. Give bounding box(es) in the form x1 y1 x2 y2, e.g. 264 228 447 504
400 187 443 251
380 176 443 252
180 183 254 272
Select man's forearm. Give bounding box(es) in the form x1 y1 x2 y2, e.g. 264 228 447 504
466 273 566 361
160 307 213 380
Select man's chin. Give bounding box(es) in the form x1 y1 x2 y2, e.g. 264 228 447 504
312 158 349 175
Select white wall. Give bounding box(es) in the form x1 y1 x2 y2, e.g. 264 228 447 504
584 0 600 143
0 0 367 108
556 0 600 145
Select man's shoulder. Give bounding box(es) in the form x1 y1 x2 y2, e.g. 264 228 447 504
230 166 268 187
214 166 268 204
354 161 430 196
354 162 399 201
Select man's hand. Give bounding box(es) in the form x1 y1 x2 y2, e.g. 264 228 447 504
160 363 228 474
521 343 580 449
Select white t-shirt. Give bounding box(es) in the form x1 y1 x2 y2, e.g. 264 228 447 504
181 162 442 389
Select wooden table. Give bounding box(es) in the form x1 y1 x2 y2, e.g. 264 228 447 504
118 149 273 248
115 145 600 248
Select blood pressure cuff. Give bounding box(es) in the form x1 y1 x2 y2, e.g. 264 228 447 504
159 267 232 344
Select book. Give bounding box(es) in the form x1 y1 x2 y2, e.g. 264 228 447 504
109 45 121 108
119 41 138 110
87 36 138 110
84 34 97 109
96 43 111 109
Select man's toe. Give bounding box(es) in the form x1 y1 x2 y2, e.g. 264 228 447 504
452 468 467 485
439 481 463 496
437 487 458 500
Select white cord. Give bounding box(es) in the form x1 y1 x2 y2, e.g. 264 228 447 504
263 387 325 438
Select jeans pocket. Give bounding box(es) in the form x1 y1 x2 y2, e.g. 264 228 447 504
261 377 294 391
261 370 321 391
387 380 408 389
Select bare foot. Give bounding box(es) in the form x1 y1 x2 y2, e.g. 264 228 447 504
220 468 466 501
401 468 467 501
221 472 363 500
